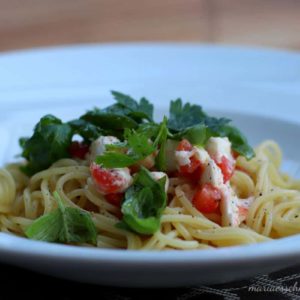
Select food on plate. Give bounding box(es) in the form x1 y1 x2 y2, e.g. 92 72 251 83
0 91 299 250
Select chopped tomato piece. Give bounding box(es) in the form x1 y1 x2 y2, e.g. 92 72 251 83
105 193 124 207
179 155 201 174
69 141 89 159
216 156 235 183
238 206 248 217
189 164 204 182
192 183 221 213
177 139 193 151
232 150 240 159
90 163 128 194
179 162 204 184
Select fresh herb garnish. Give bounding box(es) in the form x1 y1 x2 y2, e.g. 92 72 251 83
95 117 170 170
95 129 155 168
80 108 138 134
68 119 103 143
25 191 97 245
118 167 167 235
111 90 154 122
82 91 153 134
20 92 254 176
208 124 255 160
168 98 207 131
168 99 254 159
153 117 169 171
20 115 73 175
172 123 207 146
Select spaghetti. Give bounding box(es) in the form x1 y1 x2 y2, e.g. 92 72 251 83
1 140 299 250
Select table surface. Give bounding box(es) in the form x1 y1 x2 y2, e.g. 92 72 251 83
1 0 300 52
3 262 300 300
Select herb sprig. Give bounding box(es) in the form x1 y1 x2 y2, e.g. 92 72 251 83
26 192 97 245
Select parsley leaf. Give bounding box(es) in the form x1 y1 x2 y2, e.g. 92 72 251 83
168 99 255 159
95 129 155 168
168 98 206 131
80 108 138 134
111 91 154 122
68 119 103 143
20 115 73 175
154 117 169 171
119 167 167 235
25 192 97 245
172 123 207 145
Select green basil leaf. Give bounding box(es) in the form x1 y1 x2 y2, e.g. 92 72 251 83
95 152 137 168
154 117 169 171
111 91 154 121
119 167 167 235
168 98 206 131
95 129 155 168
68 119 103 143
168 98 254 159
80 109 138 132
25 210 62 242
172 123 207 145
20 115 73 175
25 192 97 245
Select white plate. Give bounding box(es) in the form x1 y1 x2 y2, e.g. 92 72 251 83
1 44 300 287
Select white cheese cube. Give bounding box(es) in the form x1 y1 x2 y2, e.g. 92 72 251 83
206 137 233 163
90 136 120 162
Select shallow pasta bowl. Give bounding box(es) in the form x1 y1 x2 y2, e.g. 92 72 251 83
1 44 300 287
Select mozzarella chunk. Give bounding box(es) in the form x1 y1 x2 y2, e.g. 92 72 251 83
201 161 241 227
199 153 241 227
201 158 223 187
194 147 210 165
203 137 241 226
219 185 240 227
175 150 192 166
90 163 133 195
206 137 233 163
150 172 169 193
111 167 133 193
89 136 120 162
237 196 255 223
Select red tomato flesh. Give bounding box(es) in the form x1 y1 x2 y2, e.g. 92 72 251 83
90 163 125 194
177 139 193 151
177 139 201 175
192 183 222 213
179 156 201 174
69 141 89 159
216 156 235 183
105 193 124 207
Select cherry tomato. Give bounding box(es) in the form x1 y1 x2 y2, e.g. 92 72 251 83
177 139 193 151
238 206 248 217
216 156 235 183
232 150 240 159
178 162 204 187
179 155 201 174
105 193 124 207
192 183 222 213
90 163 127 194
69 141 89 159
